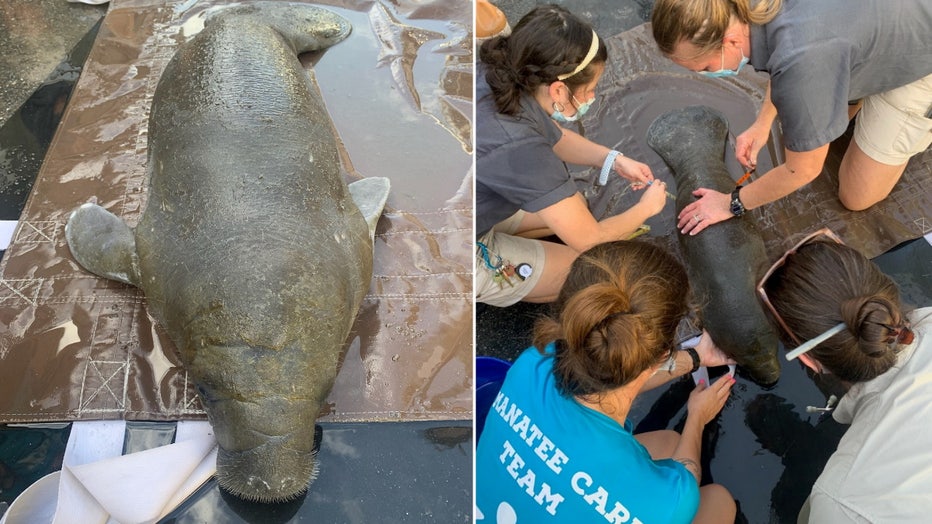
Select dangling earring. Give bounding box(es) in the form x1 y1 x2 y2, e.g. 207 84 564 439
552 101 566 112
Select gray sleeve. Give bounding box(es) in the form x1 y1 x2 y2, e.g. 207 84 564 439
770 42 854 152
480 136 579 213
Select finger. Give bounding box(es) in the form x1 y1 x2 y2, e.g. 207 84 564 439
713 374 734 388
714 375 736 395
678 216 697 232
691 188 708 198
676 203 698 221
687 221 707 236
680 212 705 234
749 140 763 159
682 213 707 234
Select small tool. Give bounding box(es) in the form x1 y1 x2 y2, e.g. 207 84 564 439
805 394 838 413
638 180 676 200
735 166 755 186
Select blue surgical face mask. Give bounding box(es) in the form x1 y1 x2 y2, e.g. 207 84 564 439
551 94 596 123
699 47 749 78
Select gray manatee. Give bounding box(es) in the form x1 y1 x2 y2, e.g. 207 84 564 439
64 3 390 502
646 105 780 385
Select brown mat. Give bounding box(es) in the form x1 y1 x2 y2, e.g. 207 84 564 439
0 0 473 423
576 24 932 261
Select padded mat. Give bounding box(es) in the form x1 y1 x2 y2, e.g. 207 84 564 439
0 0 473 423
573 24 932 261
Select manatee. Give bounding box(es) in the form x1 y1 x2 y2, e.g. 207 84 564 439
646 105 780 385
64 3 390 502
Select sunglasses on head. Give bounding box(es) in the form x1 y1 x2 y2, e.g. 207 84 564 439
757 228 847 361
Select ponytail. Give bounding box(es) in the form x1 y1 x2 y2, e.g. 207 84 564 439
533 240 689 397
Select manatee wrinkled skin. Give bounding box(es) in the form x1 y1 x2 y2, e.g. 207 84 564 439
646 106 780 385
65 3 390 502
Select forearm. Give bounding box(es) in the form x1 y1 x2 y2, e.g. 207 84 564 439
739 144 829 210
640 350 697 392
552 126 612 168
571 201 653 251
738 164 811 210
671 417 705 483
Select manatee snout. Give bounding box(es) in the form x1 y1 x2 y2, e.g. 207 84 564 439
190 340 331 503
203 393 322 503
215 430 318 503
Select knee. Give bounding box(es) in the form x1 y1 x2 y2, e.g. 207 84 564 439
838 190 881 212
698 484 737 522
700 483 734 502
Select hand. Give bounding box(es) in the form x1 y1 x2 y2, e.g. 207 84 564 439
686 374 735 427
637 179 668 216
694 330 737 368
676 188 732 235
614 155 654 186
735 124 769 170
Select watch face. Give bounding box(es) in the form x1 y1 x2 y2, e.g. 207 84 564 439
515 263 533 280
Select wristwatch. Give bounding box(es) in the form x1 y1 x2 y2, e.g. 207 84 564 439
730 187 746 217
684 347 701 374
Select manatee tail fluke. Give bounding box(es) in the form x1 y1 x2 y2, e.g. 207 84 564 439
65 203 141 287
348 177 391 244
208 2 352 55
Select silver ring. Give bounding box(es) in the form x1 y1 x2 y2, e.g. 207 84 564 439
693 214 701 222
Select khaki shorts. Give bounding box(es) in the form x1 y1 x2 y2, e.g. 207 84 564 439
855 72 932 165
475 211 546 307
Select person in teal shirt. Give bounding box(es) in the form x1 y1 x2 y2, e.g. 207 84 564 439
476 240 737 523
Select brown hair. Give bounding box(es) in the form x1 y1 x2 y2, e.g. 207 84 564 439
479 4 608 116
651 0 783 56
533 240 689 398
763 241 909 382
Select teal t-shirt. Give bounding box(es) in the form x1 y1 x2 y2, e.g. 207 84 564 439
475 345 700 523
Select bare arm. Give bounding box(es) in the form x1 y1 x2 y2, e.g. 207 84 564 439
677 144 829 235
640 331 736 393
552 125 614 167
739 144 829 210
672 375 734 482
552 125 654 184
536 184 666 252
736 81 778 168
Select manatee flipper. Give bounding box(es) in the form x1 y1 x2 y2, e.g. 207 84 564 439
65 203 141 286
348 177 390 243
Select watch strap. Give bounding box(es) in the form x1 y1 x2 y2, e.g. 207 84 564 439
684 347 701 374
730 187 746 216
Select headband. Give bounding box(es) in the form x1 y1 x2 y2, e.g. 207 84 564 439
785 322 846 361
557 30 600 80
785 321 916 361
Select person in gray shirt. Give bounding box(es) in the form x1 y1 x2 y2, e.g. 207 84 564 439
476 5 667 307
650 0 932 236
